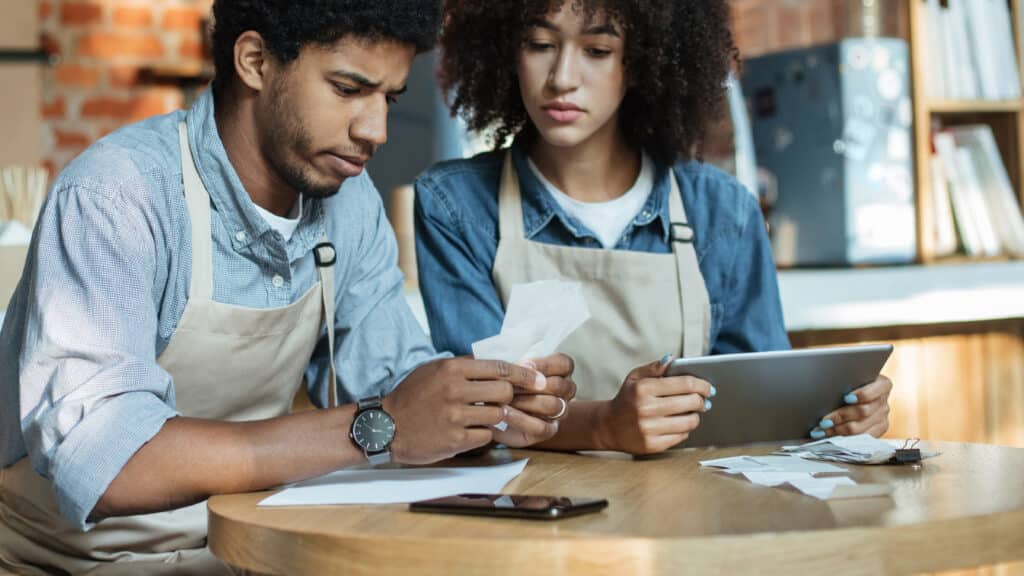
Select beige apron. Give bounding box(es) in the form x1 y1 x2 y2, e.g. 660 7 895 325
0 123 337 575
492 153 711 401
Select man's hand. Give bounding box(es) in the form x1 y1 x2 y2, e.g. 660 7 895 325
382 357 546 464
493 353 577 448
812 375 892 439
596 356 714 455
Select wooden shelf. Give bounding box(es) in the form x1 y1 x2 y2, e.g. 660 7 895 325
927 100 1024 114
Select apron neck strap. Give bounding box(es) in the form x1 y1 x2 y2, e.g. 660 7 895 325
178 122 215 301
665 170 711 357
497 152 527 239
314 239 338 407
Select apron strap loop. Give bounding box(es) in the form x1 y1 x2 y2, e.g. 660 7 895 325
314 242 337 268
670 222 695 244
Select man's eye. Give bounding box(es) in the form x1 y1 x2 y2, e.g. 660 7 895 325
386 94 399 105
334 84 360 96
586 48 612 57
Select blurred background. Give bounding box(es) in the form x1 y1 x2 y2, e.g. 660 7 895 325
0 0 1022 453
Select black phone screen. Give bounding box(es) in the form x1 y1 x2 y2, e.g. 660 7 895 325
409 493 608 520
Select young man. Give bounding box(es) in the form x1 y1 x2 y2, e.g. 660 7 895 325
0 1 574 573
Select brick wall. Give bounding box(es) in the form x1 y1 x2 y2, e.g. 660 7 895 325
39 0 213 174
35 0 909 176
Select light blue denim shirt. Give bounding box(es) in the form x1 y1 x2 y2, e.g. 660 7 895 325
0 89 443 529
415 143 791 359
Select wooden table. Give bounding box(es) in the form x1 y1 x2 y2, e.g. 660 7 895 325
208 442 1024 575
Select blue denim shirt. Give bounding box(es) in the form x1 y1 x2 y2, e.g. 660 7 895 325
414 143 790 360
0 89 443 529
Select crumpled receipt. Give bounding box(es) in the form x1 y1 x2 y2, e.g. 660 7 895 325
472 280 591 363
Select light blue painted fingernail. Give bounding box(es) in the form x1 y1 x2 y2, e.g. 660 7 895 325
709 385 717 398
819 418 834 429
704 399 713 411
660 354 672 366
810 428 826 440
844 393 859 405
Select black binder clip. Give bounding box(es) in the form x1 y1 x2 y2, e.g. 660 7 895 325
891 438 922 464
314 242 337 268
670 222 694 244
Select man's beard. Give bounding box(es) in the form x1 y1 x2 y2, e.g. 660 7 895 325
261 79 344 199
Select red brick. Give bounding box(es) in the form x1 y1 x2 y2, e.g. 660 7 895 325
127 91 178 121
162 7 203 31
41 96 66 119
179 38 204 60
113 6 153 28
61 2 103 26
109 66 140 88
55 64 100 88
55 129 92 150
81 97 129 119
78 33 165 59
40 33 61 59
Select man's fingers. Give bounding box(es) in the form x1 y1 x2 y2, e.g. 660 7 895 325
524 353 575 378
462 359 545 391
460 404 507 427
459 380 514 405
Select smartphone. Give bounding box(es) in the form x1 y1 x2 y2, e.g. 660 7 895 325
409 493 608 520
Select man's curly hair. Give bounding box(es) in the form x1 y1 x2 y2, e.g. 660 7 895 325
440 0 738 165
211 0 442 94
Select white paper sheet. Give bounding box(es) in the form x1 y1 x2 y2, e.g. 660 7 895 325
258 459 529 507
472 280 590 363
699 454 845 475
780 434 938 465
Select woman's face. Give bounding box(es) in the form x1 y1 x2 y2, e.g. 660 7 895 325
517 3 627 150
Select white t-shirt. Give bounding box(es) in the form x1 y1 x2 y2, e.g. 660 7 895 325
527 153 655 248
253 195 302 242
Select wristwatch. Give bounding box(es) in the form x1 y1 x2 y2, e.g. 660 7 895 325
349 396 395 466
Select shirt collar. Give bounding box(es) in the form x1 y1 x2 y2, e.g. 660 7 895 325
511 139 673 243
184 90 324 255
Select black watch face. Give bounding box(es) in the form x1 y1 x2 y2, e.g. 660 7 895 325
352 409 395 452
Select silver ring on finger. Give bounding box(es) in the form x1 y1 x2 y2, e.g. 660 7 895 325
550 397 568 420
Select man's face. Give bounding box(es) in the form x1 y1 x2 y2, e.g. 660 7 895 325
256 38 416 198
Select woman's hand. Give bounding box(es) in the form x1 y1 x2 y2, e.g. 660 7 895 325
810 375 893 439
595 356 714 455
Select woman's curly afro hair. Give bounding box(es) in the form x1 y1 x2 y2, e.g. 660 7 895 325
211 0 442 94
439 0 738 165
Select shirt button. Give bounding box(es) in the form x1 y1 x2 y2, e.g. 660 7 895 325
235 231 247 243
272 275 285 288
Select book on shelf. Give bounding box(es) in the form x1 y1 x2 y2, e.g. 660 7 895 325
929 156 959 257
923 0 1021 102
932 126 1024 258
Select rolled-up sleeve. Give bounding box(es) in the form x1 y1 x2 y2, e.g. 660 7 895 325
306 175 448 407
19 180 178 529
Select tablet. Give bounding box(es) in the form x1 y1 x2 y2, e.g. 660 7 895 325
664 344 893 448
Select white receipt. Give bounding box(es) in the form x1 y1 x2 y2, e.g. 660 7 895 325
472 280 590 363
259 459 528 507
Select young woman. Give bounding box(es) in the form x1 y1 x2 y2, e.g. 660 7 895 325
415 0 892 454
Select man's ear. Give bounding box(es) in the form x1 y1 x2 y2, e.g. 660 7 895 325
234 30 270 92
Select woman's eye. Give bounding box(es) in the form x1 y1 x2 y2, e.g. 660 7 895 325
586 47 612 57
527 41 555 52
386 94 399 105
